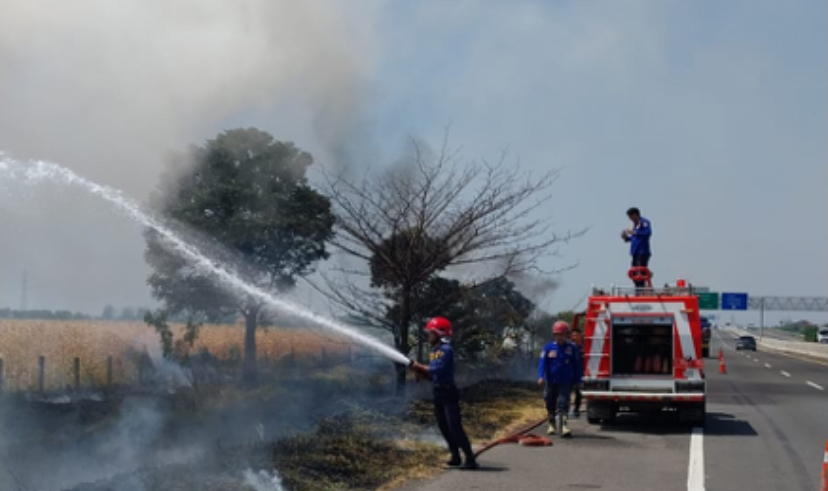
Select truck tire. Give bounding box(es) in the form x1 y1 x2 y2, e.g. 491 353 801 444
587 401 615 425
679 402 706 427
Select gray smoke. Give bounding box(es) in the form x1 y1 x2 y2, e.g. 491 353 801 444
0 0 381 312
0 0 376 193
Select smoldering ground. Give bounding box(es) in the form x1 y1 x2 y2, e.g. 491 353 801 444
0 354 418 491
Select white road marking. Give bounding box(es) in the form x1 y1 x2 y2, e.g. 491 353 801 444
781 371 791 377
764 363 771 369
806 381 824 391
688 427 705 491
753 358 759 363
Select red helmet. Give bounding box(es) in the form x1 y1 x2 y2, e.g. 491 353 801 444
425 317 453 337
552 321 570 335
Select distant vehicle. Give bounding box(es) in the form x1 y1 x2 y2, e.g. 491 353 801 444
736 336 757 351
700 316 712 358
818 328 828 344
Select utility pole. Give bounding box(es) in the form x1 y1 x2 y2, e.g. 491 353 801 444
759 297 765 340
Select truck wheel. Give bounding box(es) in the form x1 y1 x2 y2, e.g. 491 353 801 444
680 402 706 427
603 406 617 425
587 402 607 425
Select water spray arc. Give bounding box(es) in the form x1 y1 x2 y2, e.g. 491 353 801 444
0 155 411 366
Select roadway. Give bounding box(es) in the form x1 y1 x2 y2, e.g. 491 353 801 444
405 331 828 491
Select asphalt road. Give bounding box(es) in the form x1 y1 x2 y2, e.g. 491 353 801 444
405 331 828 491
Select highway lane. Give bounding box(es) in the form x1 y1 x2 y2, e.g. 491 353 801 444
720 330 828 389
706 331 828 491
406 332 828 491
404 412 693 491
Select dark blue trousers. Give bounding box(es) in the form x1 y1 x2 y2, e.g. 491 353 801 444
433 385 474 459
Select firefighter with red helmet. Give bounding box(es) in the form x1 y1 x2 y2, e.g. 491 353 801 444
537 320 583 437
410 317 479 470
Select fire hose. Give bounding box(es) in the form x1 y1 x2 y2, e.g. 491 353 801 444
473 417 552 457
406 360 553 455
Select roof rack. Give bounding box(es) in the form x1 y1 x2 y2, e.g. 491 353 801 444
591 285 697 297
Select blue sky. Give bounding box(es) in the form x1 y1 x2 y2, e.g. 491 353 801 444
0 0 825 321
354 0 828 313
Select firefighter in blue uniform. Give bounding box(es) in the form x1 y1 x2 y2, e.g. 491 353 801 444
622 207 652 288
537 320 582 437
410 317 479 470
569 326 585 418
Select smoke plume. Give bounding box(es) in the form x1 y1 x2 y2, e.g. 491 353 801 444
0 0 379 312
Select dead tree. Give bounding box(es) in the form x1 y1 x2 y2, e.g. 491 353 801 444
318 133 583 391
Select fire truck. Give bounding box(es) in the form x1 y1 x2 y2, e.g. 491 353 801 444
576 270 706 426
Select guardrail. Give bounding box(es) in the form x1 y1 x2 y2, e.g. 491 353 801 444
725 328 828 362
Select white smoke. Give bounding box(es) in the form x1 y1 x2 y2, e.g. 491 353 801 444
243 468 288 491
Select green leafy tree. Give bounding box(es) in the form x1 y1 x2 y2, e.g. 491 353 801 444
385 275 535 361
144 128 335 383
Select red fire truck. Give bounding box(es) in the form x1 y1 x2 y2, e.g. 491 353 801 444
576 276 706 426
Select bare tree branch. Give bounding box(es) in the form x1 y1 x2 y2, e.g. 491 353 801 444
317 130 583 389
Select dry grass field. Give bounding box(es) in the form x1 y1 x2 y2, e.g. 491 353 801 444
0 320 356 391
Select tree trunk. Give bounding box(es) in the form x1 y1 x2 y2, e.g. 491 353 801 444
242 305 260 385
395 286 412 395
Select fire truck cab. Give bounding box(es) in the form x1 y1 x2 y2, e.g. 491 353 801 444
576 277 706 426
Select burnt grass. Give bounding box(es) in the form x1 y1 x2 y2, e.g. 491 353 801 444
10 379 541 491
407 379 542 440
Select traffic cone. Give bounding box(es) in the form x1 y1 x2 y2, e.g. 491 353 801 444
718 348 724 362
821 440 827 491
719 354 727 374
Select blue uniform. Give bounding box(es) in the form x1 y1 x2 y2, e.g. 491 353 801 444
537 340 583 385
571 342 585 414
537 341 583 416
428 341 474 463
629 217 652 256
429 341 456 385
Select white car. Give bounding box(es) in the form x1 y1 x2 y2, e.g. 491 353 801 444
818 328 828 344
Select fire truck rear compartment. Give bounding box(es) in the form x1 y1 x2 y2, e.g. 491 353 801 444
611 319 673 375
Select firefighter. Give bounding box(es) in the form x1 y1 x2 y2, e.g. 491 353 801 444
410 317 479 470
537 320 582 437
569 326 585 418
622 207 652 288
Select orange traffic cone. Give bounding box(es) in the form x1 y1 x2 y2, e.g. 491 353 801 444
719 353 727 374
718 348 724 362
821 440 827 491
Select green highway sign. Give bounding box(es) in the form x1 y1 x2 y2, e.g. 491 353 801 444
698 292 719 310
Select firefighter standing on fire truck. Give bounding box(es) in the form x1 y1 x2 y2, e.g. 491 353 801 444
622 207 652 289
410 317 479 470
537 320 582 437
